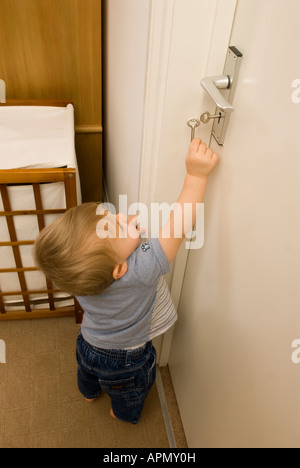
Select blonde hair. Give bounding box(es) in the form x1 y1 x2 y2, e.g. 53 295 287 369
34 203 118 296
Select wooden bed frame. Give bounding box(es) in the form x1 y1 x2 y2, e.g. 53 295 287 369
0 100 83 323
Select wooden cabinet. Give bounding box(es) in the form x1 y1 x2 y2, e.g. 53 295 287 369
0 0 102 202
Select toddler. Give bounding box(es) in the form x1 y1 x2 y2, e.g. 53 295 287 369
34 138 218 424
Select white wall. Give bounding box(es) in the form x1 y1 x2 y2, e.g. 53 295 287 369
103 0 150 209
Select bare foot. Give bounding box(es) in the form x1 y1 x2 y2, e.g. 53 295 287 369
84 397 96 402
110 407 118 419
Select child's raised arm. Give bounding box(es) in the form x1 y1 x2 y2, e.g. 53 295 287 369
159 138 218 263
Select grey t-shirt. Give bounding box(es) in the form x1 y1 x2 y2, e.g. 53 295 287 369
77 238 177 349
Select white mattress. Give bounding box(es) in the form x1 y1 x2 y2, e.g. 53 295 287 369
0 104 82 310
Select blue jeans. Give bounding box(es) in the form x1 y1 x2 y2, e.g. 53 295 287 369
76 332 157 424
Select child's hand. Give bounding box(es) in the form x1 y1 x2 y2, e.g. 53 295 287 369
185 138 218 179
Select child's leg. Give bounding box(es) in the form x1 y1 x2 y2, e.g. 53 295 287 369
77 365 101 400
76 334 101 400
100 343 157 424
76 333 156 423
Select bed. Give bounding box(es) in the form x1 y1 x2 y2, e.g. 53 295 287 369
0 100 84 323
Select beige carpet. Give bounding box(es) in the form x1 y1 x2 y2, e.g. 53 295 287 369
0 316 173 448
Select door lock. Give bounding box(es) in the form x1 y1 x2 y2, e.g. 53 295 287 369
200 46 243 145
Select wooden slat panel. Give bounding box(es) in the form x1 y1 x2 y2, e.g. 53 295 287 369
0 289 60 297
0 209 65 217
0 168 75 184
75 125 103 134
0 307 75 321
0 185 31 311
33 183 55 310
0 164 79 321
0 267 37 273
33 183 46 231
0 240 34 247
64 172 77 209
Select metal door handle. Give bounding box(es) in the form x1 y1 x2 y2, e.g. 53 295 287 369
201 75 233 113
200 46 243 145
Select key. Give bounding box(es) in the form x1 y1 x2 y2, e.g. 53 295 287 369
200 111 222 124
187 118 200 141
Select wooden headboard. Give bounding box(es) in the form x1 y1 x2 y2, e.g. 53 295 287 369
1 100 73 107
0 0 102 203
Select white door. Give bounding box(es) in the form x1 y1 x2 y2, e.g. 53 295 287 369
168 0 300 448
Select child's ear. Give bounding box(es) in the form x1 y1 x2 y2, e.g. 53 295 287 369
112 261 128 280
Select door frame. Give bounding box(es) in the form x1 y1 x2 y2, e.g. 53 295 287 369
138 0 175 207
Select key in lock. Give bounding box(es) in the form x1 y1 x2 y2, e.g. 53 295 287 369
200 111 223 125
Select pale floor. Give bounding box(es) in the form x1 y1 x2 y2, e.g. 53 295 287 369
0 316 187 448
